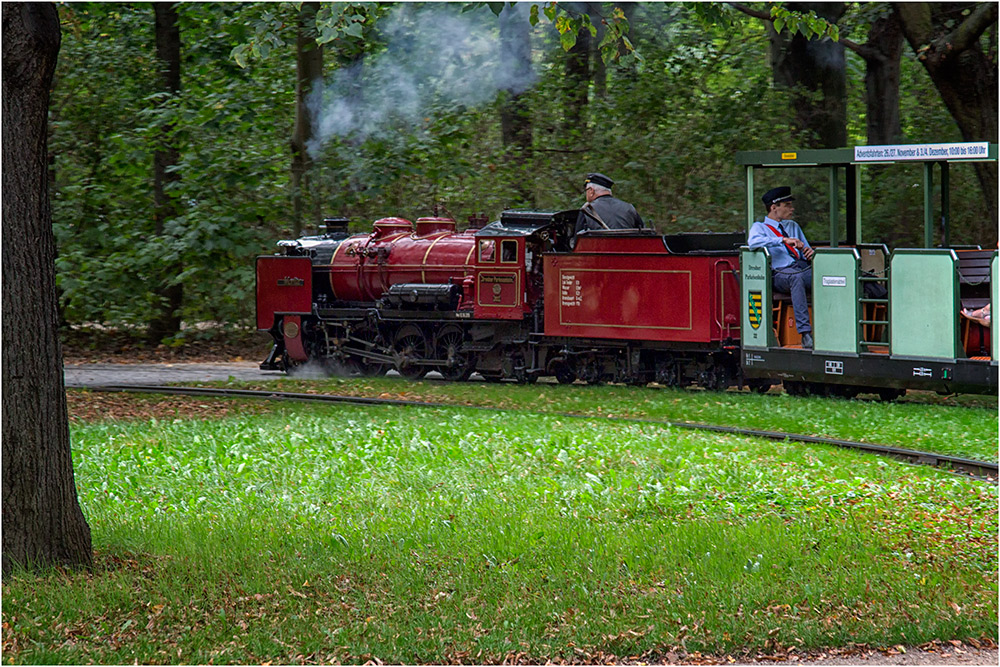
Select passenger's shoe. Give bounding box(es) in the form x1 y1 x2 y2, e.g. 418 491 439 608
800 332 814 349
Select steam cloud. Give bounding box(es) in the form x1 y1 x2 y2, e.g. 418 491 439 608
306 3 536 157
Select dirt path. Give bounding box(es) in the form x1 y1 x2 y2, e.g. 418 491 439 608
763 643 998 665
63 361 282 387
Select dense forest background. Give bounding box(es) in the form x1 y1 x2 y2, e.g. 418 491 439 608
49 2 998 342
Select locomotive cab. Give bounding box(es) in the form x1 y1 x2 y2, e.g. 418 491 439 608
471 210 575 320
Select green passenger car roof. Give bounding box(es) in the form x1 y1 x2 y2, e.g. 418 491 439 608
737 143 998 248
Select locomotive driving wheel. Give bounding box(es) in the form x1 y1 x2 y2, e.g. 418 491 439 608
348 323 389 377
393 324 429 380
433 325 474 382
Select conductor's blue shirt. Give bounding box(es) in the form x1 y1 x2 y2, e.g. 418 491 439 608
748 217 811 271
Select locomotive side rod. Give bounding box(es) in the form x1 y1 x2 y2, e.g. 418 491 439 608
87 384 998 482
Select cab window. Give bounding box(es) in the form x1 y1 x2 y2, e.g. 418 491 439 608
478 239 495 262
501 239 518 263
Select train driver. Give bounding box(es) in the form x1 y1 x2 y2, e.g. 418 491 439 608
749 186 815 349
575 173 644 235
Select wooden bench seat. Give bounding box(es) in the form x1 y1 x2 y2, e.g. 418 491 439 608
956 251 992 358
771 291 810 347
956 250 993 286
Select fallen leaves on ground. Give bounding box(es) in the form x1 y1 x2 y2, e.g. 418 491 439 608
66 390 271 423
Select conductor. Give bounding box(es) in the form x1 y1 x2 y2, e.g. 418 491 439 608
748 186 815 349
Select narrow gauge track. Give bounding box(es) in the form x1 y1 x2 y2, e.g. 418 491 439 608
89 384 998 482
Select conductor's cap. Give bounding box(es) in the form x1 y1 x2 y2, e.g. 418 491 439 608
585 173 614 189
762 186 795 209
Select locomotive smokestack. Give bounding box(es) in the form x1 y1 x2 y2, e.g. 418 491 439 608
467 213 488 229
321 217 350 235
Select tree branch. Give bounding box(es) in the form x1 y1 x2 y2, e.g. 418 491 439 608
948 2 998 53
896 3 934 48
839 36 866 56
729 2 869 57
727 2 771 22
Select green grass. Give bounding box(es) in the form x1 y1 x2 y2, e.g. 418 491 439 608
3 401 996 664
222 375 999 462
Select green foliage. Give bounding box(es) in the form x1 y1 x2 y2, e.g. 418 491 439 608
49 2 993 336
53 3 292 332
228 3 294 68
543 1 640 66
770 5 840 41
314 2 377 44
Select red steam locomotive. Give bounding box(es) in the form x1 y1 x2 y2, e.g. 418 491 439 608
257 210 755 389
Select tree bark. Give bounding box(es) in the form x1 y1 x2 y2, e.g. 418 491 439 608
291 1 323 237
499 4 533 206
588 2 606 99
855 12 904 145
562 3 592 137
896 2 998 223
148 2 183 344
768 2 848 148
2 2 93 574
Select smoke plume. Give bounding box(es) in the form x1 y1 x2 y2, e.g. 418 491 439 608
307 3 536 157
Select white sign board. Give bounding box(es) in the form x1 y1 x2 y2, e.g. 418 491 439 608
854 143 990 162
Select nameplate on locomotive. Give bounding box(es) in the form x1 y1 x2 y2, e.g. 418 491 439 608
477 272 519 307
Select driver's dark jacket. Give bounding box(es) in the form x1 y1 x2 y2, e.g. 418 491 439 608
575 194 643 234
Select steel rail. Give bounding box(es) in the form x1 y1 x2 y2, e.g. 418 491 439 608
87 384 998 481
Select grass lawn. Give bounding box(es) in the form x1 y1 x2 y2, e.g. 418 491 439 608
226 375 999 462
3 396 996 664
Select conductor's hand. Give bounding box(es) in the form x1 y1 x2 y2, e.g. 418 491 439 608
784 237 814 261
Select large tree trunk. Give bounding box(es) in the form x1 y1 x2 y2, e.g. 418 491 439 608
859 12 904 145
896 2 998 223
769 2 847 148
588 2 606 99
148 2 183 344
498 4 533 206
562 4 592 137
2 2 93 574
291 1 323 237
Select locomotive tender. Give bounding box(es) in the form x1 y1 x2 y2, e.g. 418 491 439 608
257 143 998 397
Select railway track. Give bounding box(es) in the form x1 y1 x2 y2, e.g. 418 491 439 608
88 384 998 482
